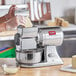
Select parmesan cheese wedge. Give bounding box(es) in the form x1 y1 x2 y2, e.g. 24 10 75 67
2 64 20 74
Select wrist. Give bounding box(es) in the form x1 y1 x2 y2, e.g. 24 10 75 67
5 14 10 21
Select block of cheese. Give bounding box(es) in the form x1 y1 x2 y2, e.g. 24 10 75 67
44 20 56 26
58 18 64 26
55 17 58 25
47 21 56 26
62 21 69 27
2 64 20 75
72 55 76 69
55 17 64 26
55 17 60 25
4 67 19 74
23 17 33 27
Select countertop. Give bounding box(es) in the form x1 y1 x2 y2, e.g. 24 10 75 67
0 58 75 76
61 24 76 31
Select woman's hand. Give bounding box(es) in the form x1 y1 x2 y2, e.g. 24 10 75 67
0 5 16 32
0 5 16 24
6 5 16 19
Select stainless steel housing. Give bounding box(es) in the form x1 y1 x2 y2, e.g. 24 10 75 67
16 49 42 64
38 27 64 46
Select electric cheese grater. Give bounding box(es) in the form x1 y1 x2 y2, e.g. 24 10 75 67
15 25 64 67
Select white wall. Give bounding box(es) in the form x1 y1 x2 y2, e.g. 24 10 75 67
39 0 76 23
50 0 76 23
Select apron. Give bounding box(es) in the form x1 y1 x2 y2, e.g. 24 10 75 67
1 0 5 5
29 0 51 21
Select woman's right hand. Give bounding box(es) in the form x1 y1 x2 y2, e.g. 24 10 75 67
6 5 16 20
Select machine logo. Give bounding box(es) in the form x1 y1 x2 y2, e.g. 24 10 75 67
48 31 56 35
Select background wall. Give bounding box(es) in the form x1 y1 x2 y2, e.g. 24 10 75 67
50 0 76 23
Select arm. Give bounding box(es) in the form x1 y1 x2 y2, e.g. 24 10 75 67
0 5 16 24
0 14 9 24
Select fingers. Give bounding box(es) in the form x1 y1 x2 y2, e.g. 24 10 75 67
8 5 16 17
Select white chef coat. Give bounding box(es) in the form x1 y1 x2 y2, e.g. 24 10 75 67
0 0 1 5
5 0 29 5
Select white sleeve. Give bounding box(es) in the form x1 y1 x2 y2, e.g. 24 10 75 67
24 0 30 3
0 0 1 5
5 0 24 5
50 0 56 21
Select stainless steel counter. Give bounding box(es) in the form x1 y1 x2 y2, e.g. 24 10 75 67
57 26 76 57
61 24 76 31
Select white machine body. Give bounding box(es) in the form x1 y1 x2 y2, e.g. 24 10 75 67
15 25 64 67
